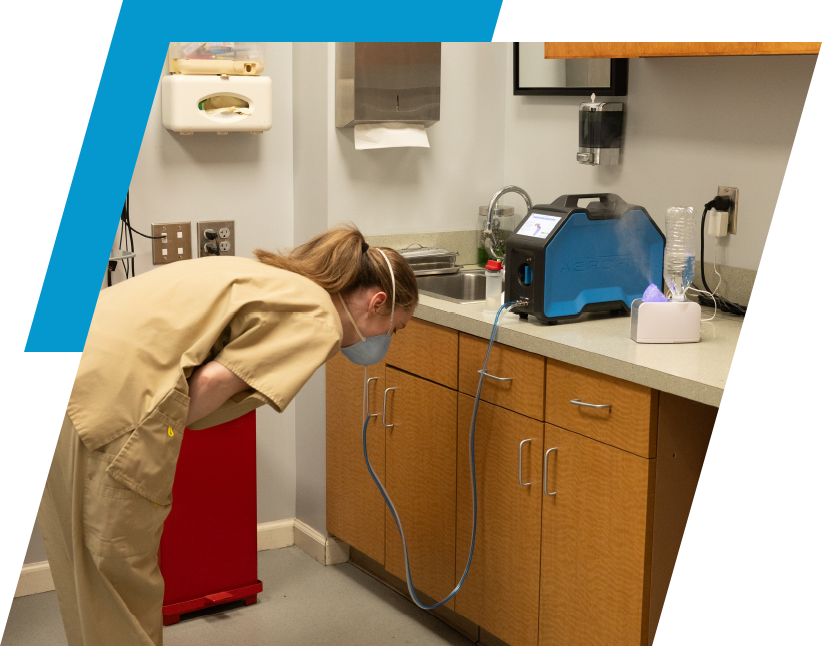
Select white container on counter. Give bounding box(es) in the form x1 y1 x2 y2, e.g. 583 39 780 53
484 260 503 314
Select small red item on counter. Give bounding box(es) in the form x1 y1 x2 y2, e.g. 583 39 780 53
485 260 503 271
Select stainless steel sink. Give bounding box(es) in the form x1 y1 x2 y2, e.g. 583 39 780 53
417 269 486 304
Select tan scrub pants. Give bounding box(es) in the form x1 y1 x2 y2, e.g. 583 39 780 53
38 414 171 646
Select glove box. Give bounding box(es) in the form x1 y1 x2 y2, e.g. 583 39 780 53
162 74 272 134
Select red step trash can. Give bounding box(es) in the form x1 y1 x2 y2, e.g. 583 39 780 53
159 410 263 625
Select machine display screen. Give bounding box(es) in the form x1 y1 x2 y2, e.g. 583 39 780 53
518 212 562 238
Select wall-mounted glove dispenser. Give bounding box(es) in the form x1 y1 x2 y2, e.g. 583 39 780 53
335 42 441 128
162 75 272 135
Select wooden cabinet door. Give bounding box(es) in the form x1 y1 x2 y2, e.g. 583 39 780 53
540 424 654 646
384 367 458 609
455 395 543 646
326 354 386 564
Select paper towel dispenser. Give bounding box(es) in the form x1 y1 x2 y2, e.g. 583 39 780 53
335 42 441 128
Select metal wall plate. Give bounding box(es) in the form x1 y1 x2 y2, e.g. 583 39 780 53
151 222 192 265
196 220 236 257
717 186 739 235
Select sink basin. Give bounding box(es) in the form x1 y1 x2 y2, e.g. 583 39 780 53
417 269 486 304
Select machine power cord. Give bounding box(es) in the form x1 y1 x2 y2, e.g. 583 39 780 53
362 301 518 610
697 199 747 317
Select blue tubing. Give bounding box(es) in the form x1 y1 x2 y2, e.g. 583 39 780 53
362 301 517 610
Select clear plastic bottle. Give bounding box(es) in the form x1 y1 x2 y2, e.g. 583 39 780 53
484 260 503 313
663 206 696 301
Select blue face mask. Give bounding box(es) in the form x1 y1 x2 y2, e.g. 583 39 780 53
339 248 395 366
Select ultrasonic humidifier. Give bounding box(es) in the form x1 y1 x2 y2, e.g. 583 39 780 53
630 207 702 344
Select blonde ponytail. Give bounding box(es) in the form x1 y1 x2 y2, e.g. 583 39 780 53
254 224 418 310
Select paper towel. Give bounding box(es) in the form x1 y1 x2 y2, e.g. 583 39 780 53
354 123 430 150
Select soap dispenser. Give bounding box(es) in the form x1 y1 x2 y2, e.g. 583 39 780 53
577 94 624 165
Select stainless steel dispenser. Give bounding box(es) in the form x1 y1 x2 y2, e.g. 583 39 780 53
577 94 623 165
335 43 441 128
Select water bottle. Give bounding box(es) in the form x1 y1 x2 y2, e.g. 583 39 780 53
484 260 503 313
663 207 696 301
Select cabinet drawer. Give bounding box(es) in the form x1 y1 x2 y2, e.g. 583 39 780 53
545 359 658 458
459 333 545 421
385 319 458 389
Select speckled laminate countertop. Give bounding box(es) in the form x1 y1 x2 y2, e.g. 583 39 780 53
413 294 742 408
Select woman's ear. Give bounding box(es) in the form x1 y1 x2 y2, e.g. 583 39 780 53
369 290 388 314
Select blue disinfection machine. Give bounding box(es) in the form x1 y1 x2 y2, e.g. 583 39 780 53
504 193 665 324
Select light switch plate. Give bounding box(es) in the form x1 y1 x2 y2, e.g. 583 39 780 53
717 186 739 235
151 222 192 265
197 220 235 257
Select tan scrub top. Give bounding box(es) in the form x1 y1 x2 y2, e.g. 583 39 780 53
65 256 343 504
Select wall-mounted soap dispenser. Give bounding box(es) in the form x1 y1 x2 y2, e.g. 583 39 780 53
335 42 441 128
577 94 623 165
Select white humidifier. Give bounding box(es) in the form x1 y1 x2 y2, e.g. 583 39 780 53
630 207 702 344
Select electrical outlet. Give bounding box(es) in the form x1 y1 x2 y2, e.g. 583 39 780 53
717 186 739 234
151 222 192 265
197 220 235 257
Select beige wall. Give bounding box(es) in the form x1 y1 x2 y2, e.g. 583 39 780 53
503 50 816 271
122 43 300 528
26 43 299 564
327 42 509 234
25 44 815 562
292 42 509 534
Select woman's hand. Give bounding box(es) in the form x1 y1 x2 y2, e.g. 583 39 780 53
186 361 250 426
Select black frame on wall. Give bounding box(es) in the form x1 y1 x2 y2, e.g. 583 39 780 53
513 43 628 96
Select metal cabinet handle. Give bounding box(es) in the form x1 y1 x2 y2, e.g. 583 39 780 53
543 447 558 497
382 387 397 428
478 369 513 382
518 439 532 487
570 398 611 410
364 377 379 420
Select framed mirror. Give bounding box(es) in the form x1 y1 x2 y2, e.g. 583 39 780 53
514 43 628 96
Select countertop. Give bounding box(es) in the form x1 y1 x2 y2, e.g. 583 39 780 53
413 294 742 408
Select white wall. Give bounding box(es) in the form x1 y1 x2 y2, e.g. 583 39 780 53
27 44 300 564
503 50 817 271
126 44 298 527
29 41 508 556
25 45 814 562
125 44 298 527
328 42 509 233
288 42 510 535
292 42 333 534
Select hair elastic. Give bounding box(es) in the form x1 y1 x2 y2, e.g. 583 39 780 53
361 241 369 253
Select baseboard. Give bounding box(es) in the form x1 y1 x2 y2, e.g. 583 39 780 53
256 518 296 551
16 518 349 598
293 519 350 566
14 561 55 598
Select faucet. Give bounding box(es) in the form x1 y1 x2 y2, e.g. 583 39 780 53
483 185 533 261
